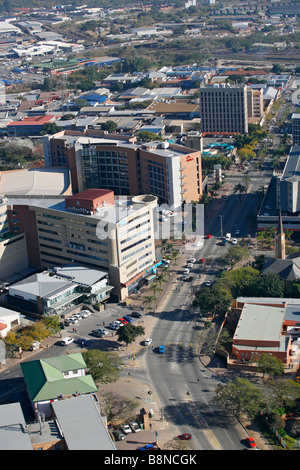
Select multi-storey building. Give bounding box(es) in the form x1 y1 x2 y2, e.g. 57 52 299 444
292 113 300 145
4 188 158 300
43 130 203 207
199 84 248 134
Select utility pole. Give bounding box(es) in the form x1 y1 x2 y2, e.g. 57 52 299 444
219 214 223 238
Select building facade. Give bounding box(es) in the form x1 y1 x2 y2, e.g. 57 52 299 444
292 113 300 146
43 130 203 207
4 189 158 300
199 84 248 134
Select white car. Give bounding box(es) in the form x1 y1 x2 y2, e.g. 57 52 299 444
60 337 74 346
81 310 91 316
205 281 212 287
80 311 90 318
187 263 193 268
122 424 132 434
231 238 237 245
129 421 141 432
189 258 196 264
144 338 152 346
183 268 190 274
69 317 79 324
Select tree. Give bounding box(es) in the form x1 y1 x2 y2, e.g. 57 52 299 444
217 266 260 298
117 323 145 346
193 285 232 317
41 122 61 135
250 353 284 378
101 120 118 132
136 130 162 142
82 350 121 384
233 183 247 201
215 377 264 419
244 273 285 298
222 245 250 270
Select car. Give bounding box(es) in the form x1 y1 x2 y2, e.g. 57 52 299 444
60 337 74 346
186 263 193 268
159 345 165 354
205 234 212 239
205 281 212 287
118 318 128 324
121 424 132 434
109 323 120 330
91 329 109 337
231 238 237 245
183 268 190 274
189 258 196 263
144 338 152 346
72 314 83 320
112 430 125 441
80 311 90 318
123 315 133 322
140 444 155 450
246 437 257 448
69 317 79 323
76 338 90 347
81 310 91 316
129 421 141 432
235 229 240 235
199 258 205 264
131 311 142 318
181 275 188 281
178 433 192 440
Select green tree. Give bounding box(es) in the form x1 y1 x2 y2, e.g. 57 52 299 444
222 245 250 270
101 120 118 132
250 353 284 378
117 323 145 346
244 273 285 298
41 122 61 135
233 183 247 201
215 377 264 419
82 350 121 384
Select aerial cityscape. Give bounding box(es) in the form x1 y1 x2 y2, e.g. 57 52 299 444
0 0 300 453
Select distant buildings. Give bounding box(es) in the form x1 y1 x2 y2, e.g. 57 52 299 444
199 84 248 134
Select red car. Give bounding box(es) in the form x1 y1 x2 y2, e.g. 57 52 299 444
199 258 205 263
205 234 212 239
246 437 256 448
178 433 192 440
118 318 128 324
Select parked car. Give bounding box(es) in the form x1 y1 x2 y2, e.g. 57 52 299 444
235 229 240 235
189 258 196 263
183 268 190 274
144 338 152 346
186 263 193 268
81 310 91 316
113 430 125 441
158 345 165 354
205 281 212 287
123 315 133 322
205 234 212 239
118 318 128 324
140 444 155 450
76 338 90 347
178 433 192 440
181 275 188 281
69 317 79 323
29 341 41 351
129 421 141 432
231 238 237 245
91 329 109 337
121 424 132 434
131 311 142 318
109 323 120 330
60 337 74 346
199 258 205 264
80 311 90 318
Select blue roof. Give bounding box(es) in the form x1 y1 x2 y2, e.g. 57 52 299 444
83 94 107 103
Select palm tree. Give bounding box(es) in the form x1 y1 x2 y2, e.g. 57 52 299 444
143 294 156 311
156 273 167 288
233 183 247 202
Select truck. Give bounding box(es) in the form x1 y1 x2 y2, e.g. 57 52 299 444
225 233 231 241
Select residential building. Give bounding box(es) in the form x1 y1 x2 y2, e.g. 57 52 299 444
3 188 158 300
0 306 20 338
199 84 248 134
43 130 203 207
247 87 263 120
20 353 97 419
7 115 60 137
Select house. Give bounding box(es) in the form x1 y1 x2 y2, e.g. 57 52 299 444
0 306 20 338
20 353 97 418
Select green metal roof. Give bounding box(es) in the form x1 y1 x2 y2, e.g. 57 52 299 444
21 354 97 402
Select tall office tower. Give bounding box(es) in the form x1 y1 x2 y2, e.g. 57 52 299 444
199 84 248 134
292 113 300 145
43 130 203 208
